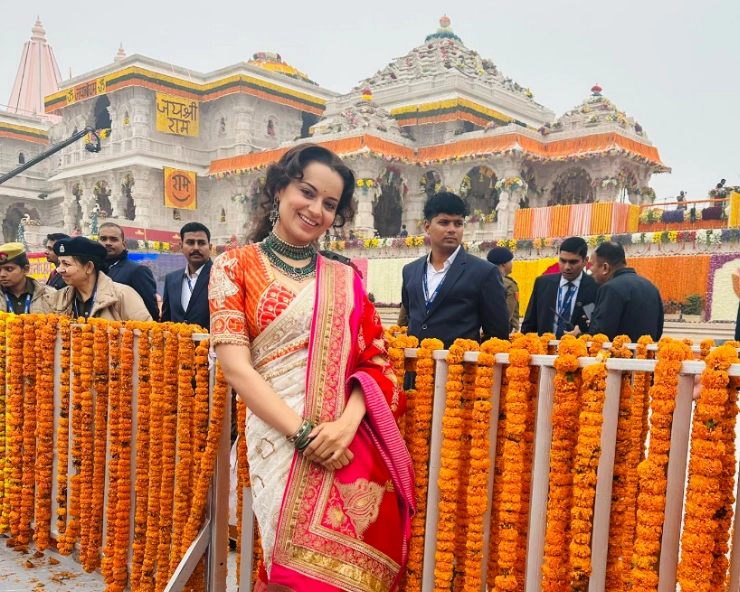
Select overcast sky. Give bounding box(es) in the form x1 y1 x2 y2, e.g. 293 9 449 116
2 0 738 204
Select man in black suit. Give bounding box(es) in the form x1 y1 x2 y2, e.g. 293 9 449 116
521 236 598 337
400 191 509 349
162 222 213 330
45 232 69 289
585 241 663 342
98 222 159 321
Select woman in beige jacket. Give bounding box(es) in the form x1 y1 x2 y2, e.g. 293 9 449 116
52 237 152 322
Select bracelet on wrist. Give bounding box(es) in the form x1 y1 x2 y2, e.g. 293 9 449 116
287 419 310 443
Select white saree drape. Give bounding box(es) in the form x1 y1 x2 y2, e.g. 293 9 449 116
246 280 315 575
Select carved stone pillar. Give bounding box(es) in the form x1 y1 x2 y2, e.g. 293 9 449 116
131 167 154 227
351 164 380 237
108 171 124 218
233 104 253 153
62 181 79 233
594 184 619 203
130 98 151 151
79 179 96 234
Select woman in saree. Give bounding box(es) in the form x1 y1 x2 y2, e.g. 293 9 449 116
209 144 415 592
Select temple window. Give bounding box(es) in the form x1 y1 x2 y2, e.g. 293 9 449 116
267 119 276 137
18 153 25 164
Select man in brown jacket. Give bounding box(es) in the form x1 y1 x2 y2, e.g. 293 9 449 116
0 242 56 314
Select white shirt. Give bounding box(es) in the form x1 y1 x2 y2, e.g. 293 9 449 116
424 245 461 304
181 265 205 312
552 273 582 334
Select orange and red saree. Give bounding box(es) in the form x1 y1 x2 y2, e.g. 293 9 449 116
210 245 415 592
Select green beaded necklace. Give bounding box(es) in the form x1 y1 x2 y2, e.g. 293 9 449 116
260 233 317 281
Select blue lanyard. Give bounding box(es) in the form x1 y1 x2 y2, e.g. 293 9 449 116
5 293 31 314
74 283 98 319
557 282 574 316
185 274 195 294
423 260 447 312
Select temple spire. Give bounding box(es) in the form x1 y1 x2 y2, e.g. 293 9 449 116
114 43 127 62
7 17 62 121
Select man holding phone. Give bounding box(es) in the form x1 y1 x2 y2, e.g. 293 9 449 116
521 236 598 338
581 241 663 342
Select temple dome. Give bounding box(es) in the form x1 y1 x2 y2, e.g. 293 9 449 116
542 84 647 137
356 15 536 102
248 52 317 85
311 89 409 139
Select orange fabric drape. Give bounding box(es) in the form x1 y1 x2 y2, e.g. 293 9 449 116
610 203 632 234
514 208 534 239
629 255 711 304
628 205 640 232
551 205 571 237
589 202 613 235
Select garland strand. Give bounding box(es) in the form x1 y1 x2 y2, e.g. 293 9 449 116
631 338 691 592
236 398 248 586
5 316 23 541
605 335 634 591
463 338 509 592
171 326 196 574
677 344 739 591
492 339 532 592
541 334 587 592
55 317 72 543
569 334 609 591
404 337 440 592
112 327 134 592
0 315 7 533
76 324 95 560
16 315 39 551
131 323 153 587
102 322 122 581
33 315 57 552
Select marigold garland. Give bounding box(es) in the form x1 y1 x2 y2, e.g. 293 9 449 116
492 342 532 592
452 341 479 592
131 323 154 587
541 335 587 592
677 344 739 592
631 338 691 592
112 327 134 592
55 317 72 542
236 398 248 586
4 316 23 541
621 335 653 590
170 326 196 575
569 335 609 591
181 355 227 556
74 324 95 560
605 335 634 591
699 339 714 361
0 315 7 533
462 338 510 592
140 325 165 592
102 322 122 582
404 337 441 592
33 315 57 552
433 338 472 592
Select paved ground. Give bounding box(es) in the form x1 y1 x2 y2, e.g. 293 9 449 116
0 539 239 591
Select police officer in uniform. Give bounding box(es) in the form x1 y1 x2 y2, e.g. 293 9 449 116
487 246 519 333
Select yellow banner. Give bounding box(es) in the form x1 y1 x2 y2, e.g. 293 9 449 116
164 168 197 210
65 77 106 106
29 255 54 281
156 93 199 136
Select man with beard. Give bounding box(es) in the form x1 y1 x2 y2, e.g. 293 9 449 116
161 222 213 330
98 222 159 320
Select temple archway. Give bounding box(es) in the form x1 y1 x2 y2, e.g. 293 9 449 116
94 95 111 130
2 204 39 242
94 181 113 217
550 168 593 205
122 175 136 220
420 170 442 199
460 166 499 214
373 167 406 237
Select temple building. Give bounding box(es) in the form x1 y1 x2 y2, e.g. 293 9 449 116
1 16 667 246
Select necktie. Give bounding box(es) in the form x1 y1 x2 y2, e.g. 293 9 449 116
556 282 576 338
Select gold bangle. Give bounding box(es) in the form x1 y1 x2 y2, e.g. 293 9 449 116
287 419 309 443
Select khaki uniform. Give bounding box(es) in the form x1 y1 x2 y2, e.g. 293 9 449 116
53 271 152 322
503 275 520 333
0 277 56 314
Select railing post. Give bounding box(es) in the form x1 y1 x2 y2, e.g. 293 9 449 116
525 363 557 592
421 354 449 592
239 485 255 592
587 366 623 592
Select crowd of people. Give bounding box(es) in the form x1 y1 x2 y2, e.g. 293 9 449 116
0 144 693 592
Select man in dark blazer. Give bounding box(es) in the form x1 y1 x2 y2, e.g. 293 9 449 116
401 191 509 349
98 222 159 321
521 236 598 337
586 241 663 342
45 232 69 289
162 222 213 330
